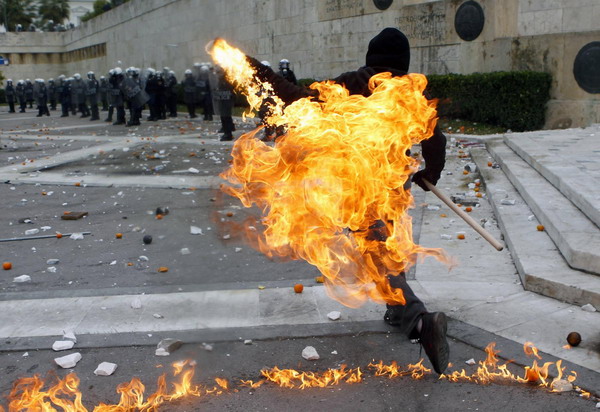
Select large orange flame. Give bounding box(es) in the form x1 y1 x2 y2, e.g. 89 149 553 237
209 38 451 307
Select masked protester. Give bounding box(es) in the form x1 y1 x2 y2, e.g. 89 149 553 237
246 28 449 374
4 80 16 113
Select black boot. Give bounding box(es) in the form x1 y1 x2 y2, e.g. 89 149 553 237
418 312 449 374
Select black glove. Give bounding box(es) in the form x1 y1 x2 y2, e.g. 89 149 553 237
412 168 440 191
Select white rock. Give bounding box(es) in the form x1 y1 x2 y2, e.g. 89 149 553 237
155 348 170 356
70 233 84 240
131 297 142 309
595 401 600 408
94 362 118 376
465 358 476 365
52 340 75 351
153 313 164 319
63 331 77 342
551 379 573 392
188 167 200 174
202 343 213 351
109 260 117 265
331 350 338 355
244 339 253 345
426 205 440 211
25 228 40 235
22 352 29 357
223 234 231 240
500 199 516 205
54 352 82 369
327 311 341 321
41 226 52 231
527 215 535 221
235 247 242 252
440 234 452 240
157 338 182 354
581 303 597 312
190 226 203 235
13 275 31 283
139 255 149 262
47 266 57 273
302 346 320 360
180 247 191 255
46 259 60 265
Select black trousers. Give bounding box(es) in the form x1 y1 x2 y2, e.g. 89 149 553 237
385 272 427 338
8 100 15 112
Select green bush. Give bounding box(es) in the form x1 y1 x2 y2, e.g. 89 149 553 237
426 71 552 132
298 78 317 88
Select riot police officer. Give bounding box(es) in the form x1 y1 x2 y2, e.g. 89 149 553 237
182 69 196 119
58 75 71 117
212 66 235 141
198 64 213 121
25 79 34 108
86 71 100 120
99 76 109 111
35 79 50 117
71 73 90 117
109 67 126 125
122 67 148 126
47 79 57 110
4 80 16 113
165 70 178 118
278 59 297 85
144 68 161 121
16 80 26 112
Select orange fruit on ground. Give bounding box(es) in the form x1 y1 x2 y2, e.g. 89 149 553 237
294 284 304 293
158 266 169 273
457 234 466 240
465 207 472 212
315 276 324 283
3 262 12 270
56 233 63 239
156 214 163 220
115 233 123 239
475 182 481 187
537 225 545 231
75 182 81 187
463 170 469 175
440 213 447 218
487 161 493 167
476 193 483 198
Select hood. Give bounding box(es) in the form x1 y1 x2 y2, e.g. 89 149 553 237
365 28 410 72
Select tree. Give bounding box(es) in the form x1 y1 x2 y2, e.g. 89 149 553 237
2 0 37 31
37 0 70 26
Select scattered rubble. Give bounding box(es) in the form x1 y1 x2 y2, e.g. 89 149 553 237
581 303 597 312
46 258 60 265
13 275 31 283
52 340 75 351
54 352 82 369
155 338 183 356
190 226 203 235
551 379 573 392
302 346 320 360
94 362 118 376
327 311 341 321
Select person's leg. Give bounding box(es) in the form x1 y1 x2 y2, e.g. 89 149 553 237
384 273 427 337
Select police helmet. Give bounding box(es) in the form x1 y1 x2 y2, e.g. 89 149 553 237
74 73 81 80
114 67 123 75
58 74 66 80
87 71 95 78
279 59 290 69
7 79 12 83
184 69 192 75
26 78 31 83
261 60 271 67
100 76 105 80
48 78 54 82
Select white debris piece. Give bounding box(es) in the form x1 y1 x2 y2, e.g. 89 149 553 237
180 247 191 255
188 167 200 174
153 313 164 319
70 233 84 240
52 340 75 351
110 260 117 265
46 259 60 265
223 234 231 240
440 234 452 240
426 205 440 211
13 275 31 283
22 352 29 357
41 226 52 231
595 401 600 408
94 362 118 376
527 215 536 221
551 379 573 392
581 303 597 312
235 247 242 253
331 350 338 355
63 331 77 342
190 226 204 235
156 338 183 355
25 228 40 235
465 358 476 365
131 297 142 309
47 266 57 273
500 199 516 205
54 352 82 369
302 346 320 360
327 311 341 321
202 342 213 352
244 339 253 345
139 255 149 262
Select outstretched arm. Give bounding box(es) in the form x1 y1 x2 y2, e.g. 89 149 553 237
247 56 313 105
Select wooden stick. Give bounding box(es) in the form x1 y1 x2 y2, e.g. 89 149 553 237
424 180 504 251
0 232 91 243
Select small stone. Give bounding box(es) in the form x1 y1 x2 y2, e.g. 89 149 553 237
464 163 477 172
25 228 40 235
327 311 341 321
440 234 452 240
22 352 29 357
244 339 252 345
153 313 164 319
235 247 242 252
13 275 31 283
54 352 82 369
527 215 535 221
188 167 200 173
94 362 118 376
465 358 476 365
46 259 60 265
302 346 320 360
223 234 231 240
426 205 440 211
551 379 573 392
180 248 191 255
202 343 213 351
143 235 153 244
131 297 142 309
500 199 516 205
595 401 600 408
581 303 597 312
190 226 203 235
139 255 149 262
70 233 84 240
331 350 338 355
52 340 75 351
155 348 170 356
47 266 57 273
156 338 182 355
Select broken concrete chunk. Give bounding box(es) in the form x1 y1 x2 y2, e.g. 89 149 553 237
47 266 57 273
54 352 82 369
156 338 182 355
94 362 118 376
63 331 77 342
440 234 452 240
153 313 164 319
52 340 75 351
131 297 142 309
46 259 60 265
25 228 40 235
551 379 573 392
302 346 320 360
581 303 597 312
190 226 203 235
70 233 84 240
180 248 191 255
13 275 31 283
202 342 213 351
500 199 516 206
465 358 476 365
327 311 341 321
155 348 170 356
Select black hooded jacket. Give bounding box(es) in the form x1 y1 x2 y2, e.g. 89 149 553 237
248 28 446 187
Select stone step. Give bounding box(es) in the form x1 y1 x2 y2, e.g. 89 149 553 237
504 129 600 228
471 146 600 308
485 139 600 275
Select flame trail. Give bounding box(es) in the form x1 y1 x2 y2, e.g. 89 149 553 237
209 38 452 307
